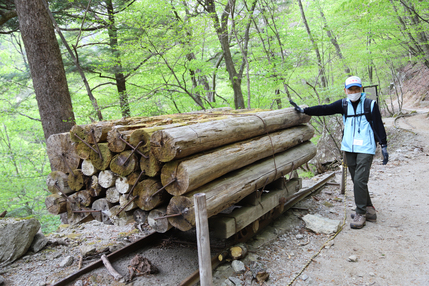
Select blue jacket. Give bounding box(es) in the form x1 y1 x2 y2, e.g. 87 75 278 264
303 92 387 155
341 93 376 154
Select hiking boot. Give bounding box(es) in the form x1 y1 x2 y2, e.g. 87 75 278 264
351 206 377 222
350 213 366 229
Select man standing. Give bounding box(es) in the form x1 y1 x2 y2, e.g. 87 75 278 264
290 76 388 229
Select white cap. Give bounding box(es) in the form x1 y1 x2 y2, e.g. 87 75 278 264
345 76 362 89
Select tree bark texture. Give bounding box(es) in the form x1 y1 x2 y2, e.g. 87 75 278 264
151 108 310 162
166 141 316 231
161 124 313 196
14 0 76 140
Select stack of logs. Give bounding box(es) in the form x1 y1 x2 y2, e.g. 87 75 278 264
44 108 316 234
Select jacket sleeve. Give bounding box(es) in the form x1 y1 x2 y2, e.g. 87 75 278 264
303 99 344 116
371 102 387 146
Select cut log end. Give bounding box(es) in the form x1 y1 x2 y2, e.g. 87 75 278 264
166 196 194 231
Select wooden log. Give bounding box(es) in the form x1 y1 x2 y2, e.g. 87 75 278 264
70 125 87 143
151 108 311 162
99 170 118 189
82 159 99 176
46 171 73 195
140 150 162 177
147 206 172 233
46 132 80 173
106 187 120 204
74 190 95 207
45 194 67 215
68 169 86 192
133 208 149 225
110 151 139 177
133 179 171 211
89 143 112 170
101 254 123 281
116 176 130 194
86 122 113 144
119 194 138 212
229 243 248 260
107 128 131 153
161 125 314 196
209 178 301 239
66 197 94 225
110 205 135 227
87 175 106 197
75 141 91 160
166 141 316 231
91 198 113 223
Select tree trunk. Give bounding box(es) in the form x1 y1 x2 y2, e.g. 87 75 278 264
297 0 327 88
14 0 76 141
161 124 314 196
166 141 316 231
106 0 130 117
151 108 311 162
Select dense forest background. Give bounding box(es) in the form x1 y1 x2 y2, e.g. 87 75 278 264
1 0 428 232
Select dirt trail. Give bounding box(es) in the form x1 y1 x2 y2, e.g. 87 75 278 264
241 112 429 286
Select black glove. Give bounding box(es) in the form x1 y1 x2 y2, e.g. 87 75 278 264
289 100 304 113
381 145 388 165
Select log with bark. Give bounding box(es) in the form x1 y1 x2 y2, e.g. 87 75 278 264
89 143 113 170
161 124 314 196
166 141 316 231
110 151 139 177
46 171 73 195
45 194 67 215
147 206 172 233
151 108 310 162
133 179 171 211
46 132 80 173
140 150 162 177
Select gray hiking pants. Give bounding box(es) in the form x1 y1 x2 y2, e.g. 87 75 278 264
345 152 374 215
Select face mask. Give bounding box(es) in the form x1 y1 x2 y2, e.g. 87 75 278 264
347 92 361 102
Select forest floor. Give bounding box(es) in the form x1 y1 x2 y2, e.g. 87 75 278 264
1 107 429 286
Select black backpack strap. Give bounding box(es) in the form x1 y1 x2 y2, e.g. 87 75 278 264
364 98 373 122
342 98 348 117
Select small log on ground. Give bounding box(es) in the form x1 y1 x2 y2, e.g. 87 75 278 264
101 254 123 281
106 187 120 204
161 124 313 196
133 179 171 211
68 169 86 192
46 171 73 195
75 142 91 160
45 194 67 214
167 141 316 231
82 159 99 176
229 243 248 260
140 150 162 177
110 151 139 177
46 132 80 172
119 194 138 212
91 198 113 223
99 170 118 189
87 175 106 197
110 205 135 226
89 143 113 170
151 108 310 162
148 206 171 233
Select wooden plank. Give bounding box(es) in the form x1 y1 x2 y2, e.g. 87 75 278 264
194 193 213 286
209 178 301 239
